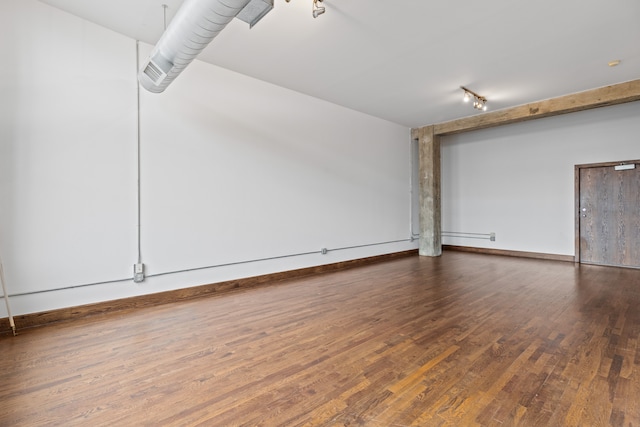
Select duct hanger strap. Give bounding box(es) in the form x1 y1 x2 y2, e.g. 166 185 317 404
139 0 273 93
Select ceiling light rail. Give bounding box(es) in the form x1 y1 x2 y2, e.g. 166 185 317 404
461 86 488 111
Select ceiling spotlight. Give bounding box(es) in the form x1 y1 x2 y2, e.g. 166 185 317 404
313 0 325 18
460 86 488 112
286 0 326 18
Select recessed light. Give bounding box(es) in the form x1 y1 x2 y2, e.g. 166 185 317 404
608 59 621 67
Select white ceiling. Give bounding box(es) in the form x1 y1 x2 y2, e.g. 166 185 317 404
39 0 640 128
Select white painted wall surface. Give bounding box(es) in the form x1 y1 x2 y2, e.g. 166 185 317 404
441 101 640 255
0 1 138 313
0 1 415 316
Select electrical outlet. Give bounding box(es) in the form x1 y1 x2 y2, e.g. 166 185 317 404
133 263 145 283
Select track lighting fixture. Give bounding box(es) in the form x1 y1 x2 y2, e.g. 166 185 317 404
312 0 325 18
285 0 325 18
460 86 488 111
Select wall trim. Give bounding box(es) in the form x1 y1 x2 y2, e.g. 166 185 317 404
443 245 574 263
0 249 417 334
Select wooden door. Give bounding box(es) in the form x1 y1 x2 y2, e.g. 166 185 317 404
576 160 640 268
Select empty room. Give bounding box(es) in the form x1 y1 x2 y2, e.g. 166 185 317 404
1 0 639 425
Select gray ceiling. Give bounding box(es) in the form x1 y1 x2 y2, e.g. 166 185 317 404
40 0 640 128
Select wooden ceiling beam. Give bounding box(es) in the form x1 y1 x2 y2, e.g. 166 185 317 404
415 79 640 137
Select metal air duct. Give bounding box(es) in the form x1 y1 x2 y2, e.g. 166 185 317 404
138 0 273 93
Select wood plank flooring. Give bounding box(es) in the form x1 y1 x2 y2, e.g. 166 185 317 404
1 252 639 426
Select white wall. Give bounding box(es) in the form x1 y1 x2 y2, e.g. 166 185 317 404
0 1 415 317
441 101 640 255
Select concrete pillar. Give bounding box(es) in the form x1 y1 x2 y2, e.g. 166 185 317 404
417 126 442 256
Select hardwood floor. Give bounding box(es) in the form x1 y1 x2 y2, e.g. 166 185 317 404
1 252 639 426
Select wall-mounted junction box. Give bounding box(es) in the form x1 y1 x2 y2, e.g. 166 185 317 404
133 263 145 283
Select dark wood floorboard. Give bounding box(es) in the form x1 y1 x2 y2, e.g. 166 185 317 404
1 252 639 426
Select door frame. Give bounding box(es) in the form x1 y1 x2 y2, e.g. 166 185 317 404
574 159 640 264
